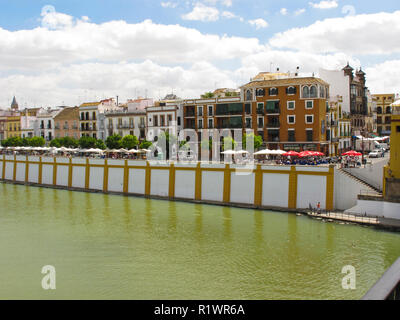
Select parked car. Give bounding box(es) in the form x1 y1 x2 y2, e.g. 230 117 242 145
369 149 384 158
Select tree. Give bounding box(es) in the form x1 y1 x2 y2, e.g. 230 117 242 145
201 92 214 99
222 136 237 151
95 139 106 150
242 133 263 151
105 134 122 149
140 140 152 149
121 135 139 150
50 139 62 148
79 136 97 149
29 137 45 147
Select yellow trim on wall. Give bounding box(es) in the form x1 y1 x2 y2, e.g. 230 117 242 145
288 166 298 209
53 157 57 186
123 160 129 194
254 165 263 206
195 163 202 200
38 157 43 184
25 155 29 183
103 159 108 192
2 155 5 180
325 165 334 210
145 161 151 196
223 164 231 203
12 155 17 181
68 158 73 188
169 163 176 198
85 158 90 189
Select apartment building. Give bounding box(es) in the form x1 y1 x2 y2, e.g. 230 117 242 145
146 99 183 141
79 98 118 140
36 108 61 142
54 107 80 139
373 93 395 136
182 72 330 153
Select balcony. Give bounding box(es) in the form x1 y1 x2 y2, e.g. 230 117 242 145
63 125 69 130
185 111 195 117
267 136 280 142
266 122 280 128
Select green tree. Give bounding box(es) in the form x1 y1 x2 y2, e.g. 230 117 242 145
79 136 97 149
29 137 45 147
95 139 106 150
222 136 237 151
121 135 139 150
139 140 152 149
242 133 263 151
105 134 122 149
201 92 214 99
50 139 62 148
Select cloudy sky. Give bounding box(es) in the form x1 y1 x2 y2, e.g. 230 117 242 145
0 0 399 108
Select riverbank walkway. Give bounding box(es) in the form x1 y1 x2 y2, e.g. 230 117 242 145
306 210 400 231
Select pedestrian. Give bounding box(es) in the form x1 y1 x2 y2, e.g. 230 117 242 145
317 202 321 214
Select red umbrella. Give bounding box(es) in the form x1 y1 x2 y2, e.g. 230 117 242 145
342 150 362 157
283 151 300 157
313 151 325 156
299 151 315 157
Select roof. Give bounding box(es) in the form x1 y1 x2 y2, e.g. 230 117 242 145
240 76 329 89
79 102 100 108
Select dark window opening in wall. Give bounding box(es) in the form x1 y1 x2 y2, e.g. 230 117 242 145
286 86 297 95
246 118 252 128
246 90 252 101
208 106 213 116
245 103 251 114
177 117 181 126
269 88 278 96
288 130 295 142
306 130 313 142
258 117 264 128
256 89 265 96
397 126 400 133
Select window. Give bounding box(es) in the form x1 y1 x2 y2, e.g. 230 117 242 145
287 101 295 110
257 103 264 114
302 86 310 98
246 90 252 101
310 86 317 98
153 115 158 127
287 115 296 124
305 115 314 124
208 118 213 129
306 130 313 142
306 100 314 109
167 115 172 125
245 103 251 114
208 105 213 116
256 88 265 96
198 119 203 129
269 88 278 96
397 126 400 133
246 118 252 128
160 115 165 127
286 86 296 95
258 117 264 128
288 130 295 142
320 86 325 98
198 106 203 117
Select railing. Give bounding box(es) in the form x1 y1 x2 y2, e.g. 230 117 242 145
266 108 280 114
363 258 400 300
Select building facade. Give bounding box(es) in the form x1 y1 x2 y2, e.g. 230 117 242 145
79 98 118 140
54 107 80 139
36 108 60 142
373 93 395 136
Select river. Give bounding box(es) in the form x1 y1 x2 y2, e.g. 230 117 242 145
0 182 399 299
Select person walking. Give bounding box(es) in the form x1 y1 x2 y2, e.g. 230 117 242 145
317 202 321 214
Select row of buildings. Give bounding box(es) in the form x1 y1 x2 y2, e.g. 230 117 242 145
0 65 397 155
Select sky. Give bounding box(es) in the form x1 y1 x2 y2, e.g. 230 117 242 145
0 0 399 108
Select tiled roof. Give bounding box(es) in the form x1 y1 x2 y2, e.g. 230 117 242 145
79 102 100 107
241 77 329 89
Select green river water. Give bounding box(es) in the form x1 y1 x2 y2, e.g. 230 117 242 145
0 182 399 300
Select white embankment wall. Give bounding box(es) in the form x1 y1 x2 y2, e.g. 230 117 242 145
343 158 387 191
1 155 367 212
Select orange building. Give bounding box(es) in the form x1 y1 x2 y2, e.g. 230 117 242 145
54 107 80 139
182 72 330 153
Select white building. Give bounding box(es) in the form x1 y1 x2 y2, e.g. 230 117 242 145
36 108 61 142
146 100 183 141
79 98 119 140
21 115 38 138
319 68 351 113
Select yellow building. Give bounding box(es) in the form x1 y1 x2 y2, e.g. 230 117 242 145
6 115 21 138
383 98 400 200
373 93 395 136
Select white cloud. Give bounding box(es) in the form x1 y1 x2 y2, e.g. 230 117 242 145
309 1 338 9
182 3 220 21
294 9 306 16
204 0 232 7
365 60 400 94
269 11 400 55
280 8 288 16
161 2 178 8
248 18 268 30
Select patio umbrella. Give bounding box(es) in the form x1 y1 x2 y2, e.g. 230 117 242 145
270 149 286 155
254 149 271 155
342 150 362 157
299 151 316 157
235 150 249 154
313 151 325 156
221 150 237 155
283 151 300 157
128 149 139 154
